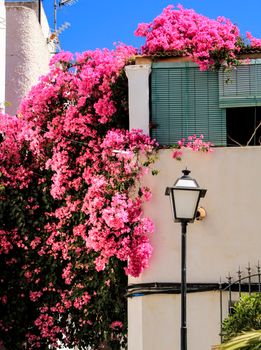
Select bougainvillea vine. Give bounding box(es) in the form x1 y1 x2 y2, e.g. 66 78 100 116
0 44 158 349
135 4 261 71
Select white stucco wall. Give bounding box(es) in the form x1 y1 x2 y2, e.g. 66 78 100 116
125 64 151 135
128 146 261 350
5 2 52 115
0 0 5 111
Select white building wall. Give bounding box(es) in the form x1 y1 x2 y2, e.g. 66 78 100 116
0 0 5 112
128 146 261 350
5 2 52 115
125 64 151 135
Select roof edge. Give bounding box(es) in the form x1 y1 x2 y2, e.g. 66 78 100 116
135 51 261 65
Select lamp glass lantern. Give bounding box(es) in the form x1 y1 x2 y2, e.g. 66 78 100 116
165 169 207 223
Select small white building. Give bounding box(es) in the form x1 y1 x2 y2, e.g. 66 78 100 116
126 54 261 350
1 1 53 115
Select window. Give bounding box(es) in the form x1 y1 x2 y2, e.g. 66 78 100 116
219 60 261 109
226 107 261 146
150 62 226 146
150 60 261 147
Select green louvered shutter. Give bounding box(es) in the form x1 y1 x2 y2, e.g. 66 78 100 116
219 60 261 108
151 62 226 146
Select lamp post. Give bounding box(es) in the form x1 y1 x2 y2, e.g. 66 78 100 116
165 169 207 350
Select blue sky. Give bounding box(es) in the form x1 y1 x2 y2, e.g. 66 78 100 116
42 0 261 53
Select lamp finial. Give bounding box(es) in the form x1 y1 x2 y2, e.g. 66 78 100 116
182 169 191 177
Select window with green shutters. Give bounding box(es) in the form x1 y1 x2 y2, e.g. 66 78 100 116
150 62 227 146
219 59 261 146
219 59 261 108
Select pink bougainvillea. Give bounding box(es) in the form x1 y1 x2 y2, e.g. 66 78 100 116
135 4 242 70
172 135 214 160
0 43 157 349
246 31 261 48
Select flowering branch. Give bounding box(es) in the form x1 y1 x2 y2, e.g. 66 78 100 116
172 135 214 160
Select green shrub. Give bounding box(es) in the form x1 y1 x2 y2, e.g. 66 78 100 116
221 293 261 349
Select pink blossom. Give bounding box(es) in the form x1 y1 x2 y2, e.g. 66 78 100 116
29 291 43 302
172 150 183 160
110 321 123 329
246 31 261 48
49 51 74 66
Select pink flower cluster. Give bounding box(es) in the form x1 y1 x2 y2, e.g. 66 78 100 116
246 32 261 48
110 321 123 329
172 135 214 160
0 114 33 189
135 4 241 70
0 229 22 255
73 292 91 310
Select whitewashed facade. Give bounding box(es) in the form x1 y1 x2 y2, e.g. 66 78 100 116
126 59 261 350
3 1 53 115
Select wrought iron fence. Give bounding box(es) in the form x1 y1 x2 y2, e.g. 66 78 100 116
219 261 261 341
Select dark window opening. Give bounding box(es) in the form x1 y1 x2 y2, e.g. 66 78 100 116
226 107 261 146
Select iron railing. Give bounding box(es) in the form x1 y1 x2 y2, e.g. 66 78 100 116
219 261 261 341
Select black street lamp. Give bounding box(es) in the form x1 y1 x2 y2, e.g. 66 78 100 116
165 169 207 350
